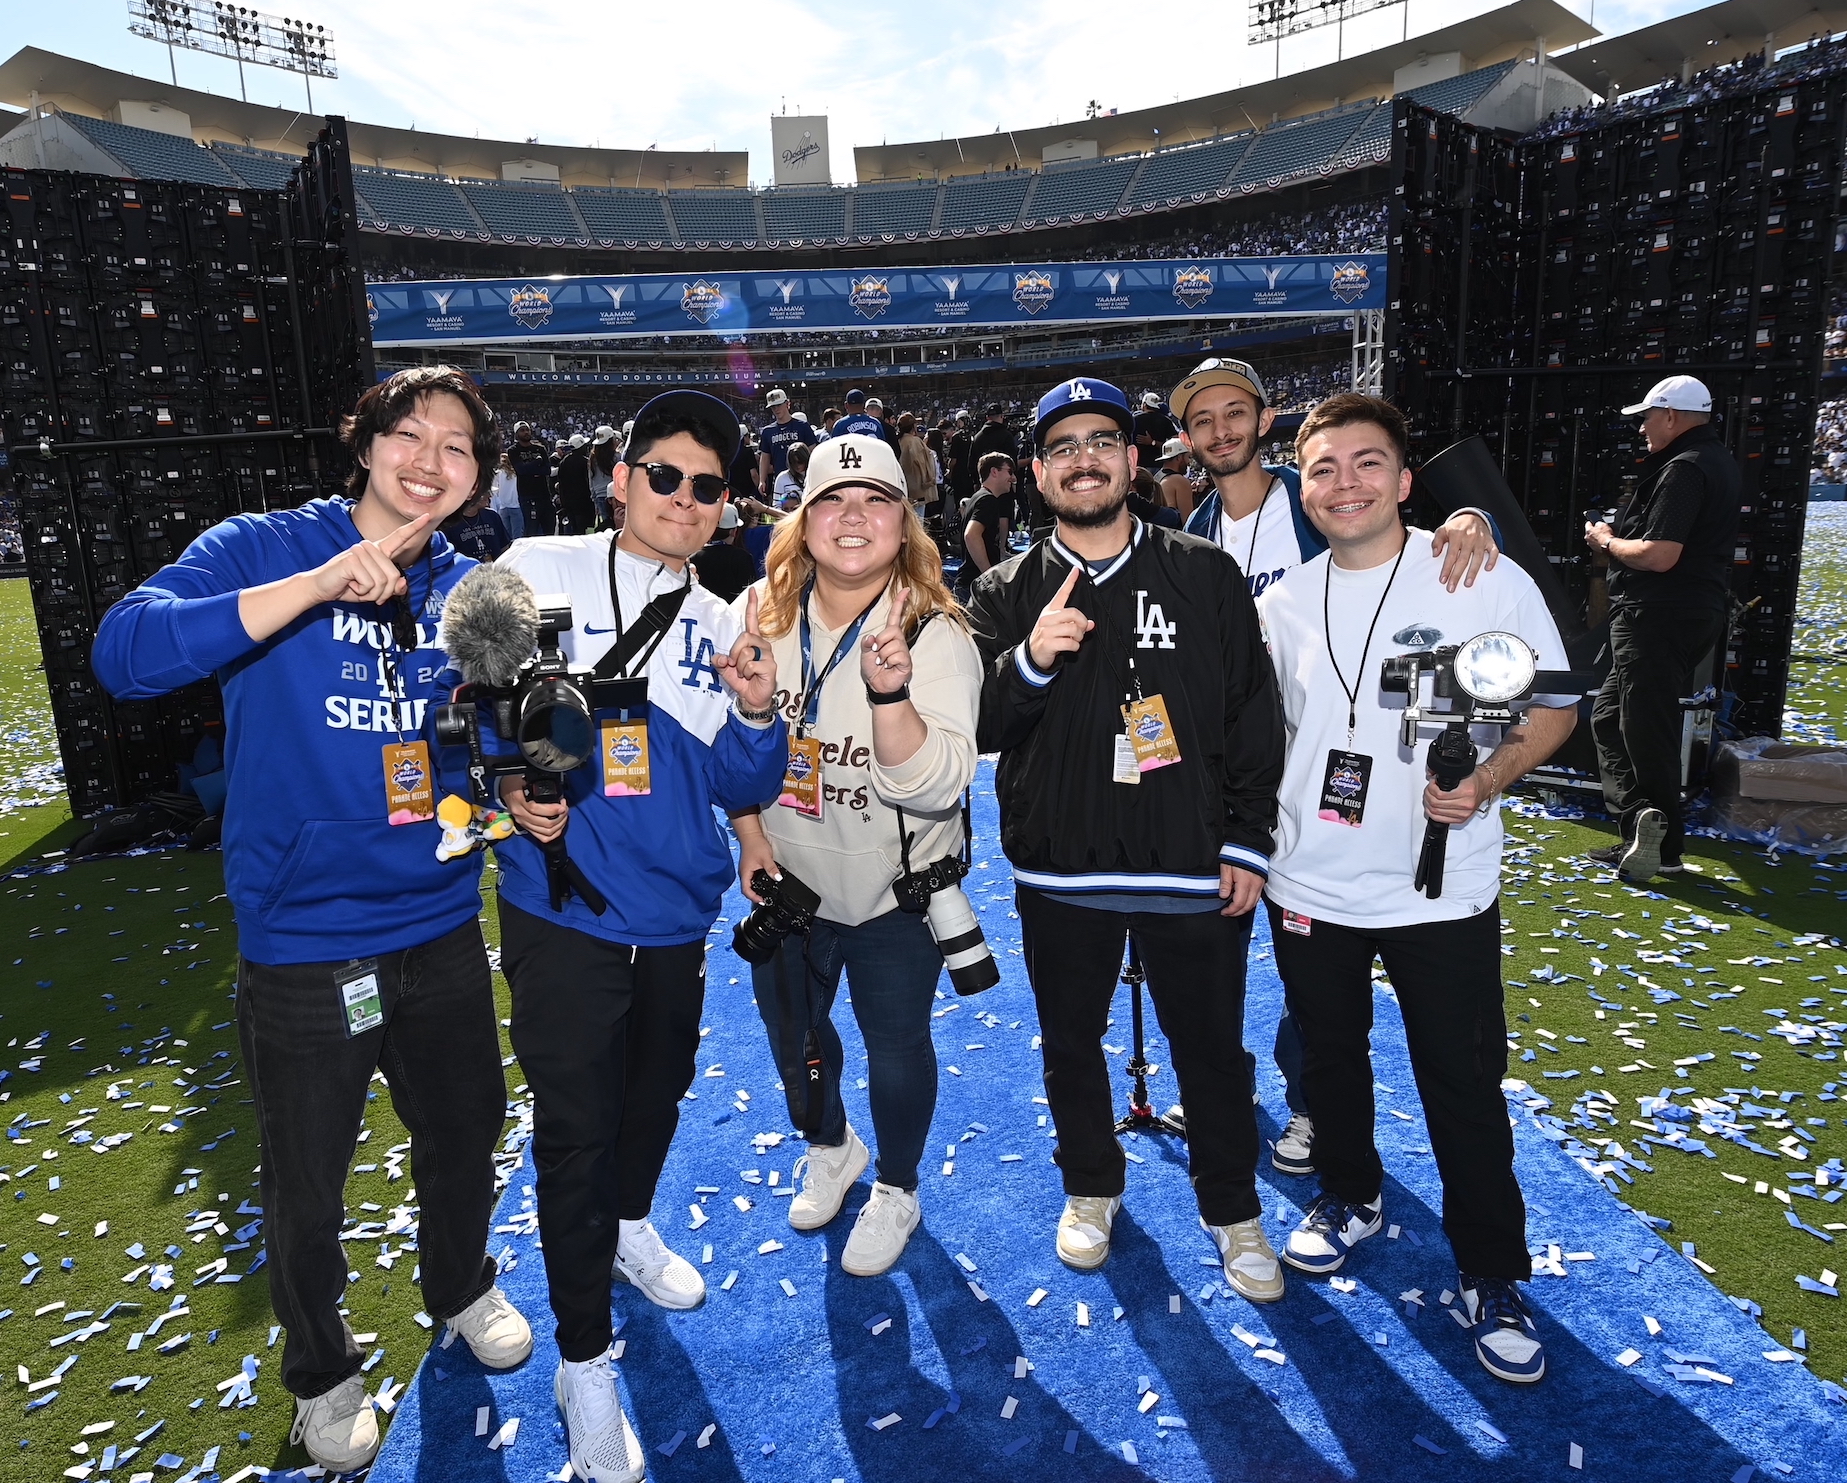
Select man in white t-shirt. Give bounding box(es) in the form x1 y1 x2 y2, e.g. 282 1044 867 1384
1257 393 1577 1388
1172 356 1501 1179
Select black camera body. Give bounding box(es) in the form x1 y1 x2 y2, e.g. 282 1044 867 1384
892 851 969 914
733 867 823 964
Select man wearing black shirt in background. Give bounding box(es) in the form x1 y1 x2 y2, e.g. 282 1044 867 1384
555 434 596 535
1584 376 1741 881
690 503 755 602
1131 391 1178 468
508 421 555 537
956 452 1014 597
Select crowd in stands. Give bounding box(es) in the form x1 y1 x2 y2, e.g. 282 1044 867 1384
1812 399 1847 482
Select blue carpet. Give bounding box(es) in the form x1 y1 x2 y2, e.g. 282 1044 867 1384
370 762 1845 1481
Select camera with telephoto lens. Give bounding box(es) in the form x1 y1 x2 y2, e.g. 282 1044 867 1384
893 852 1000 997
733 867 823 964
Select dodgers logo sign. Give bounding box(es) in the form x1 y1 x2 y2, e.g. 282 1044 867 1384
1173 265 1214 309
507 284 554 330
848 276 892 320
680 279 726 325
1013 270 1054 316
1330 261 1371 305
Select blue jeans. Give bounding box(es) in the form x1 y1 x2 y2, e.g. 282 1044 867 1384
750 907 941 1192
500 507 524 541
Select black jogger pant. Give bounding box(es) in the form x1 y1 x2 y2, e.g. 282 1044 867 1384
1016 887 1261 1226
1265 899 1529 1279
498 901 706 1362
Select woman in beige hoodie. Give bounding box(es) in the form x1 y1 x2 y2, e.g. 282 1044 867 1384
729 434 983 1278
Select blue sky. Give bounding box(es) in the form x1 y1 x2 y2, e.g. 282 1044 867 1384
11 2 1711 183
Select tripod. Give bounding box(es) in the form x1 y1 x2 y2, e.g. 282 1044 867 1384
1114 936 1186 1138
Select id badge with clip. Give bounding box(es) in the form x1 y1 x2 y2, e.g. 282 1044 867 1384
1121 694 1183 773
598 678 651 797
383 740 435 825
780 735 824 818
337 959 384 1038
1112 733 1141 785
1318 748 1372 827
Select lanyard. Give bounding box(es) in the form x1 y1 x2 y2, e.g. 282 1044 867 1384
605 536 688 680
374 548 432 747
798 580 883 735
1322 534 1409 748
1244 478 1278 576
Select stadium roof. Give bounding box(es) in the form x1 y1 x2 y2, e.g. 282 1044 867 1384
853 0 1594 182
1550 0 1847 96
0 46 747 188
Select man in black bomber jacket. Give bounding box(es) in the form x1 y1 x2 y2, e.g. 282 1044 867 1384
967 376 1288 1301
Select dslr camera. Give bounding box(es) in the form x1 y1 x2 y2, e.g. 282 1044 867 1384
893 851 1000 997
733 866 823 964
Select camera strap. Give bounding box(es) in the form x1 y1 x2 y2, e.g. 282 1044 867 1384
594 538 693 683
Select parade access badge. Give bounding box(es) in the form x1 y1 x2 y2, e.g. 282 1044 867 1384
337 959 384 1038
1318 748 1372 827
598 678 651 797
1121 695 1183 774
781 735 824 818
382 741 435 825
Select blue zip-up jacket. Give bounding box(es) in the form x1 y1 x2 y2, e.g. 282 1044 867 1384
91 499 483 966
489 537 787 947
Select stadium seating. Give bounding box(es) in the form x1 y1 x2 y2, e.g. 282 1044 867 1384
572 188 674 242
852 182 939 238
351 168 480 233
459 179 584 239
762 188 847 243
940 172 1032 231
209 143 300 190
1229 106 1373 189
59 111 243 186
666 189 760 244
1023 157 1140 222
1329 103 1393 171
1124 133 1254 209
1402 58 1518 116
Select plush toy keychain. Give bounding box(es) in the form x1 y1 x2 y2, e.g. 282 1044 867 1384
435 793 516 861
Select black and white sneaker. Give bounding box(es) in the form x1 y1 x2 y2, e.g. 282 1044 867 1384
1457 1273 1547 1384
1281 1192 1382 1274
1583 842 1625 866
1270 1113 1316 1176
1620 808 1667 881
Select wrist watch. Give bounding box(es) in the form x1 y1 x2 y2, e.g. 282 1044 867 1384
867 683 911 706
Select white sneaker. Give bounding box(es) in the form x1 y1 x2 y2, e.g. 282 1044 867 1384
841 1182 920 1277
1205 1216 1285 1302
614 1218 706 1309
788 1124 870 1231
555 1351 647 1483
1056 1195 1121 1270
1271 1113 1316 1176
445 1285 533 1369
289 1374 379 1472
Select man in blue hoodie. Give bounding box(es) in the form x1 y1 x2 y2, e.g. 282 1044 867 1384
1173 356 1500 1184
490 389 786 1483
92 366 532 1473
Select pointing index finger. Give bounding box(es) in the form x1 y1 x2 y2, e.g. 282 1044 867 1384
375 513 434 559
1052 564 1081 609
744 586 761 634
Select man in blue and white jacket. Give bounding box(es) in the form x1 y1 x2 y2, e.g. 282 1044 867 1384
92 367 531 1474
1173 355 1502 1181
490 390 785 1483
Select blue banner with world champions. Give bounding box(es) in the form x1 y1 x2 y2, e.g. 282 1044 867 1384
365 256 1385 345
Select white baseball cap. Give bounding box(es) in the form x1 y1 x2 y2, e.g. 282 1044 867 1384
592 424 617 444
568 433 587 448
1140 391 1163 408
717 503 741 529
1159 437 1189 464
1621 375 1712 416
866 397 884 411
803 434 905 501
765 388 789 407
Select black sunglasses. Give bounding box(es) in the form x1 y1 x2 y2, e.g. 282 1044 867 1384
640 461 728 505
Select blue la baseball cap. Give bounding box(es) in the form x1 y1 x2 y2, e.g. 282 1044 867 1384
1033 377 1135 448
844 388 867 405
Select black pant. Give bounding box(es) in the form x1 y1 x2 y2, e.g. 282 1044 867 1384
1245 1009 1307 1116
235 921 505 1398
1016 888 1260 1226
1591 603 1723 861
1265 900 1528 1279
499 902 705 1362
518 486 555 537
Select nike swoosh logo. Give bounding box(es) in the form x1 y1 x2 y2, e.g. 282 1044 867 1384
581 625 616 635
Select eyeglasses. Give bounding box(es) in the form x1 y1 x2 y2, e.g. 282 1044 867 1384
640 462 728 505
1041 430 1128 465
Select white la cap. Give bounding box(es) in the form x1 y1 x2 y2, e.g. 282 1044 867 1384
765 388 788 407
803 434 906 501
1621 375 1712 416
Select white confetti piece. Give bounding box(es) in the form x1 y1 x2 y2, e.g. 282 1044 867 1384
1569 1442 1584 1470
1137 1391 1159 1414
779 1278 797 1297
475 1405 491 1437
1026 1288 1047 1308
1000 1396 1019 1419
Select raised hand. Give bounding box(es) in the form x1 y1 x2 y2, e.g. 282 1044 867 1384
1429 510 1500 591
1026 564 1093 672
714 586 778 711
860 586 915 694
308 514 434 606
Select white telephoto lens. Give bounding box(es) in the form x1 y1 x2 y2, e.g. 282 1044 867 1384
923 885 1000 995
1453 631 1536 704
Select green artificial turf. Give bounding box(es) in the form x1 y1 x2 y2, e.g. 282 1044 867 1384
0 510 1844 1478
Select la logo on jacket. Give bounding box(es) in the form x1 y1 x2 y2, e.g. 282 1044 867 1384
1135 590 1177 650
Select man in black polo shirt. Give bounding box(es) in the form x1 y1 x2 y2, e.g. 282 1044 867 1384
507 421 555 537
1584 376 1741 880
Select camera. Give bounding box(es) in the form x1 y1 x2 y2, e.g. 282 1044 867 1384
893 852 1000 997
733 866 823 964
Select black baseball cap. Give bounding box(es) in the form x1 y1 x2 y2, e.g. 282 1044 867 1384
984 402 1004 417
625 390 741 467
